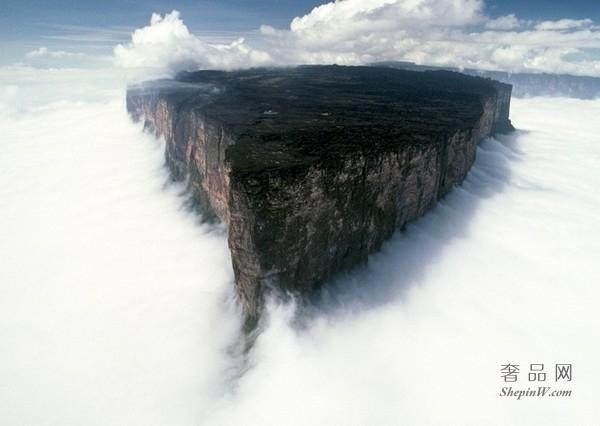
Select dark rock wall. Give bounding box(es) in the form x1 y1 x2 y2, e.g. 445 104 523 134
228 89 512 317
127 92 233 221
127 79 512 319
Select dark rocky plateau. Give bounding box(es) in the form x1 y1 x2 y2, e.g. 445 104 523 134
127 65 513 321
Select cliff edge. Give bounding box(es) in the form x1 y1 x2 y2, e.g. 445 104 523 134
127 65 513 320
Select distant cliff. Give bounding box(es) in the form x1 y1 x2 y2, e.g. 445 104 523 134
465 70 600 99
375 61 600 99
127 65 513 321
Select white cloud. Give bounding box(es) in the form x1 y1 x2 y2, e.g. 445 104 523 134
0 65 130 114
114 11 272 72
41 23 132 45
25 47 77 58
268 0 600 75
0 77 241 425
485 14 522 30
535 18 593 31
22 47 107 70
269 0 486 64
290 0 485 33
112 3 600 77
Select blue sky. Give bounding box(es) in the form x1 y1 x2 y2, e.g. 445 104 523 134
1 0 317 63
4 0 597 32
4 0 597 41
2 0 599 72
486 0 599 22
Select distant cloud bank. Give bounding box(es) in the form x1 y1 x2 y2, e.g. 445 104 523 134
112 0 600 77
25 47 77 59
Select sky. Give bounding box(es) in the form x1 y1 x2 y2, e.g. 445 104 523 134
2 0 600 76
2 0 324 62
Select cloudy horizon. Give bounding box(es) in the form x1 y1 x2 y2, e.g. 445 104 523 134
2 0 600 77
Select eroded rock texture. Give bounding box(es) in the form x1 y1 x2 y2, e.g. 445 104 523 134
127 65 513 319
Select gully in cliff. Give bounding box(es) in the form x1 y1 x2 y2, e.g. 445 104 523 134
127 65 514 324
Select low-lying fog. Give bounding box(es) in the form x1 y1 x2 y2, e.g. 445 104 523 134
1 76 599 425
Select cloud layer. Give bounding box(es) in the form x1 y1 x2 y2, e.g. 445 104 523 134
0 83 243 425
3 77 599 424
113 2 600 77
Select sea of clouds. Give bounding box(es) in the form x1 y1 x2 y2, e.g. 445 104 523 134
1 68 599 425
2 1 600 424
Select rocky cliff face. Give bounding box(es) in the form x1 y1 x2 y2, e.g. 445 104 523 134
127 66 513 320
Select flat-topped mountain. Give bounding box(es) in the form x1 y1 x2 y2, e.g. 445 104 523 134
127 65 513 322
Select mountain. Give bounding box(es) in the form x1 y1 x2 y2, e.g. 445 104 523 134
127 65 513 323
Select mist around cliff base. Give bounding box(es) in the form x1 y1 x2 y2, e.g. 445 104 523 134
1 71 599 425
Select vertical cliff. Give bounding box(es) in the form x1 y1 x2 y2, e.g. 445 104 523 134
127 66 513 320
